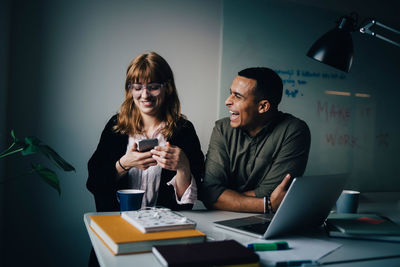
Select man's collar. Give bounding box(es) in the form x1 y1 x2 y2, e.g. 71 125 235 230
243 111 283 138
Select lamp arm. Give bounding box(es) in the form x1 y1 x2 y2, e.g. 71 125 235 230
360 20 400 47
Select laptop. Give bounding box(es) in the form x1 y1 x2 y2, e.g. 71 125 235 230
214 174 348 239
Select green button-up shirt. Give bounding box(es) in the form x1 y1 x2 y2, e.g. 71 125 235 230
200 112 311 206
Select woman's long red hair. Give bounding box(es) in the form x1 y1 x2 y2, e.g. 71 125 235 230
113 52 183 139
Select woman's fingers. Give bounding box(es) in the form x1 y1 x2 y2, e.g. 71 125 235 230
136 157 157 170
150 143 189 171
152 154 174 169
130 142 138 152
151 146 175 160
123 150 157 170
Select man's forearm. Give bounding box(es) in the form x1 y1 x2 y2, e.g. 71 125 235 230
212 189 264 213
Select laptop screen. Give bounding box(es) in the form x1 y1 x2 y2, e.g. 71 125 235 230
214 174 348 239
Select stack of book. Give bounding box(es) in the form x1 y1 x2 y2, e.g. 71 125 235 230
325 213 400 242
152 239 260 267
89 213 206 255
121 208 197 233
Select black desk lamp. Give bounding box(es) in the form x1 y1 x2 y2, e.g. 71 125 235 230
307 13 400 73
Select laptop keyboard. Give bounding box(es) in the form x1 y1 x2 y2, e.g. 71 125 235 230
238 220 271 235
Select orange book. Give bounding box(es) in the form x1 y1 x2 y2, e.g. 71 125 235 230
89 215 206 255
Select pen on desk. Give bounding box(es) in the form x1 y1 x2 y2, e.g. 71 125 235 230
247 241 289 251
276 260 319 266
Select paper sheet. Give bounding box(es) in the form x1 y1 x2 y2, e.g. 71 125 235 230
247 237 342 266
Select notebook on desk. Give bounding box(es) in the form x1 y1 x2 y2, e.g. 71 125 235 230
214 174 348 239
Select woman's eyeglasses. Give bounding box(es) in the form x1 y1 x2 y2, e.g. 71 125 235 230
127 82 166 97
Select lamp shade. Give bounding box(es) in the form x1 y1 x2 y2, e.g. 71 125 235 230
307 17 355 72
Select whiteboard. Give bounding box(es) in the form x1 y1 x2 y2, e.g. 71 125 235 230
219 0 400 191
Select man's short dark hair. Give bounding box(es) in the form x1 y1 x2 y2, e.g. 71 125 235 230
238 67 283 108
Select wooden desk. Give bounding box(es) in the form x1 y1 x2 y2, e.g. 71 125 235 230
84 193 400 267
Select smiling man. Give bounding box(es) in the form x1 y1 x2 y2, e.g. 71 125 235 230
200 67 311 213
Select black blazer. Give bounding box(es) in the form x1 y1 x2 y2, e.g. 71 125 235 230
87 115 204 212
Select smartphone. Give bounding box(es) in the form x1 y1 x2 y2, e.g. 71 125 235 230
137 138 159 152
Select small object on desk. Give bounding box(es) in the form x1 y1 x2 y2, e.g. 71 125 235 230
327 213 400 235
247 241 289 251
121 207 196 233
326 213 400 242
152 239 260 267
276 260 319 266
89 214 205 255
116 189 144 212
335 190 360 213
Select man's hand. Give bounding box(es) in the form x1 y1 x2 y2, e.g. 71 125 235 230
212 189 264 213
270 173 292 212
212 173 292 213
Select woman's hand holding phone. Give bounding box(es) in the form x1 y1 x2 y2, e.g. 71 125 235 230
119 142 157 171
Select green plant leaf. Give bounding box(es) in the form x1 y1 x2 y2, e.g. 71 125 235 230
10 129 22 144
2 130 75 195
25 136 41 146
31 163 61 195
21 136 41 156
11 129 16 142
38 145 75 172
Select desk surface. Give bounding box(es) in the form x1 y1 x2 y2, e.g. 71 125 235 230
84 193 400 267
